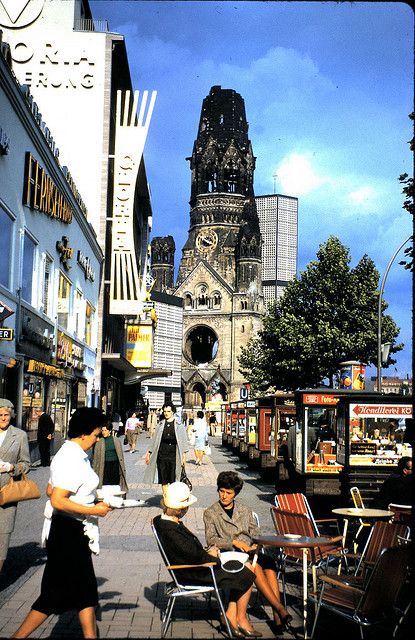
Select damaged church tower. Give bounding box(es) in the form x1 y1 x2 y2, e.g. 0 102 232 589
175 85 264 406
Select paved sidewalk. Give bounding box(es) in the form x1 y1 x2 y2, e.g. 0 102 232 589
0 432 407 638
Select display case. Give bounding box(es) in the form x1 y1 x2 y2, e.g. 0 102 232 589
294 389 413 500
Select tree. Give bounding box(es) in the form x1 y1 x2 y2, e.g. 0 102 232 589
398 112 414 271
239 236 402 392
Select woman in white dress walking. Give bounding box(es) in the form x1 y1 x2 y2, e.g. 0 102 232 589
193 411 209 465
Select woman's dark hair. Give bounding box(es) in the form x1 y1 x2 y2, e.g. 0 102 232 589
68 407 107 438
216 471 244 495
197 410 204 419
162 402 176 413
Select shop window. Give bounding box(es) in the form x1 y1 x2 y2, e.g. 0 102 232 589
75 290 83 337
42 256 52 316
58 272 71 329
22 232 36 303
85 302 94 345
0 207 13 288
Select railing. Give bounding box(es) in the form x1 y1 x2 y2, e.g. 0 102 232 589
73 18 109 32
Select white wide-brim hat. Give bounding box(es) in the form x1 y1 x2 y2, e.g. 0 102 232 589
164 482 197 509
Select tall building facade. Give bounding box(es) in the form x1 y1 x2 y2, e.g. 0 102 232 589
175 86 264 406
0 0 155 417
256 194 298 306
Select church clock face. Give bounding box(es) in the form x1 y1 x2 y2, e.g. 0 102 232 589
196 229 218 252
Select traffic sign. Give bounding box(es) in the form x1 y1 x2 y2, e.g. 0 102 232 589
0 328 14 340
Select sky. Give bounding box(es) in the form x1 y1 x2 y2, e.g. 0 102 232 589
91 0 414 379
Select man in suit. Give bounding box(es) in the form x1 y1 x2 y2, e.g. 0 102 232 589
36 409 54 467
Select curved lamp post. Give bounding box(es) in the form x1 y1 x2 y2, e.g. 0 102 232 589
376 234 412 392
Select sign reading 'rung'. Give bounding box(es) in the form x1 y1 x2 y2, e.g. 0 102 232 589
109 89 157 315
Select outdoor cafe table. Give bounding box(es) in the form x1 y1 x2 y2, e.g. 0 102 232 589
254 534 333 639
332 507 393 547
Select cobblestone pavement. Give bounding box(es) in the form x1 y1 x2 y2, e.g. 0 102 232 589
0 432 409 639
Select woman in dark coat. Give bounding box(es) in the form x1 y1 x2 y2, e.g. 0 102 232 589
92 423 128 493
144 403 189 496
154 481 260 637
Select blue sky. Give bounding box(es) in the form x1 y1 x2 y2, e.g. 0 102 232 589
91 0 413 378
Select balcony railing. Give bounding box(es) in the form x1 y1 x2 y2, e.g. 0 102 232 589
74 18 109 32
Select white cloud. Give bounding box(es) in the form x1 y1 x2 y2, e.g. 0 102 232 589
274 153 326 196
347 186 376 206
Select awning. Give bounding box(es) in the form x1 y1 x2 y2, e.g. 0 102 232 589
125 369 173 386
101 353 137 374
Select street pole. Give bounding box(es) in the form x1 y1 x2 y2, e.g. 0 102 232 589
376 234 412 392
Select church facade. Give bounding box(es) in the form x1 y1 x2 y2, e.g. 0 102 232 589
173 86 264 407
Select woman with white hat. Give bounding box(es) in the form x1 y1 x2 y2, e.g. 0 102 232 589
0 398 30 573
153 482 261 638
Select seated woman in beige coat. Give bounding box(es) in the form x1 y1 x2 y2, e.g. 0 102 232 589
204 471 292 635
92 422 128 494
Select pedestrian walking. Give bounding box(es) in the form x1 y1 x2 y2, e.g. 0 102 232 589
143 402 189 497
0 399 30 574
111 411 122 437
36 408 54 467
124 412 140 453
146 409 157 439
193 410 209 465
12 407 112 639
92 422 128 494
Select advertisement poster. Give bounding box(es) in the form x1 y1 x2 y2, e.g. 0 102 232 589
126 324 153 368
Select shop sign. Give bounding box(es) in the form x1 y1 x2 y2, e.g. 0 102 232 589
56 236 73 271
72 343 85 371
350 403 412 418
23 152 73 224
27 359 64 379
77 250 95 281
0 299 14 322
56 331 73 365
0 126 10 155
126 324 153 368
0 328 14 340
303 393 339 405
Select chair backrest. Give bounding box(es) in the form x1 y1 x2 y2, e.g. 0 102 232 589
358 520 409 571
350 486 365 509
270 506 316 561
275 492 319 535
151 520 182 588
358 546 410 618
388 503 412 526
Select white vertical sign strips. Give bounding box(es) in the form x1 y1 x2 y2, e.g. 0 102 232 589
109 89 157 315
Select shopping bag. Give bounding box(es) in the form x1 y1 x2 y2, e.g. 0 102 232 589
180 465 192 491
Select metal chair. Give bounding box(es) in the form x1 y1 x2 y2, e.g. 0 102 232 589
310 546 411 639
349 486 372 551
270 506 346 604
151 520 232 638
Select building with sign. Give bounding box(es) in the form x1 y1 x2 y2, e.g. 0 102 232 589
0 0 156 416
255 194 298 306
0 32 103 446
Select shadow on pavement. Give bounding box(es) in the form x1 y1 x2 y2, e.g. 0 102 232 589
0 542 46 593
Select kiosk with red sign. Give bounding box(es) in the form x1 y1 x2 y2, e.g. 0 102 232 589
293 389 413 503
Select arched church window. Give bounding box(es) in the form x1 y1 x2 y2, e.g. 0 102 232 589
224 161 239 193
212 292 221 308
184 293 193 308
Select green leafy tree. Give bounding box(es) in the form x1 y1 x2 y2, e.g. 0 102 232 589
239 236 402 392
398 113 414 271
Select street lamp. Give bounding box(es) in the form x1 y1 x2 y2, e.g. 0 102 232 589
376 234 412 392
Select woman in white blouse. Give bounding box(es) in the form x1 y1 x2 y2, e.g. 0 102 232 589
13 408 112 639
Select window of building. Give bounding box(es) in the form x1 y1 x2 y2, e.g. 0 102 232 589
85 302 94 345
184 293 193 308
75 290 83 336
0 208 13 288
22 233 36 303
42 255 52 316
58 272 71 329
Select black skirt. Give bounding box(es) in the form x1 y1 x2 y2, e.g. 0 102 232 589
157 444 177 484
32 513 98 614
103 460 120 486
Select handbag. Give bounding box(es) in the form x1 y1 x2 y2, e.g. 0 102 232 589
0 473 41 506
180 465 192 491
